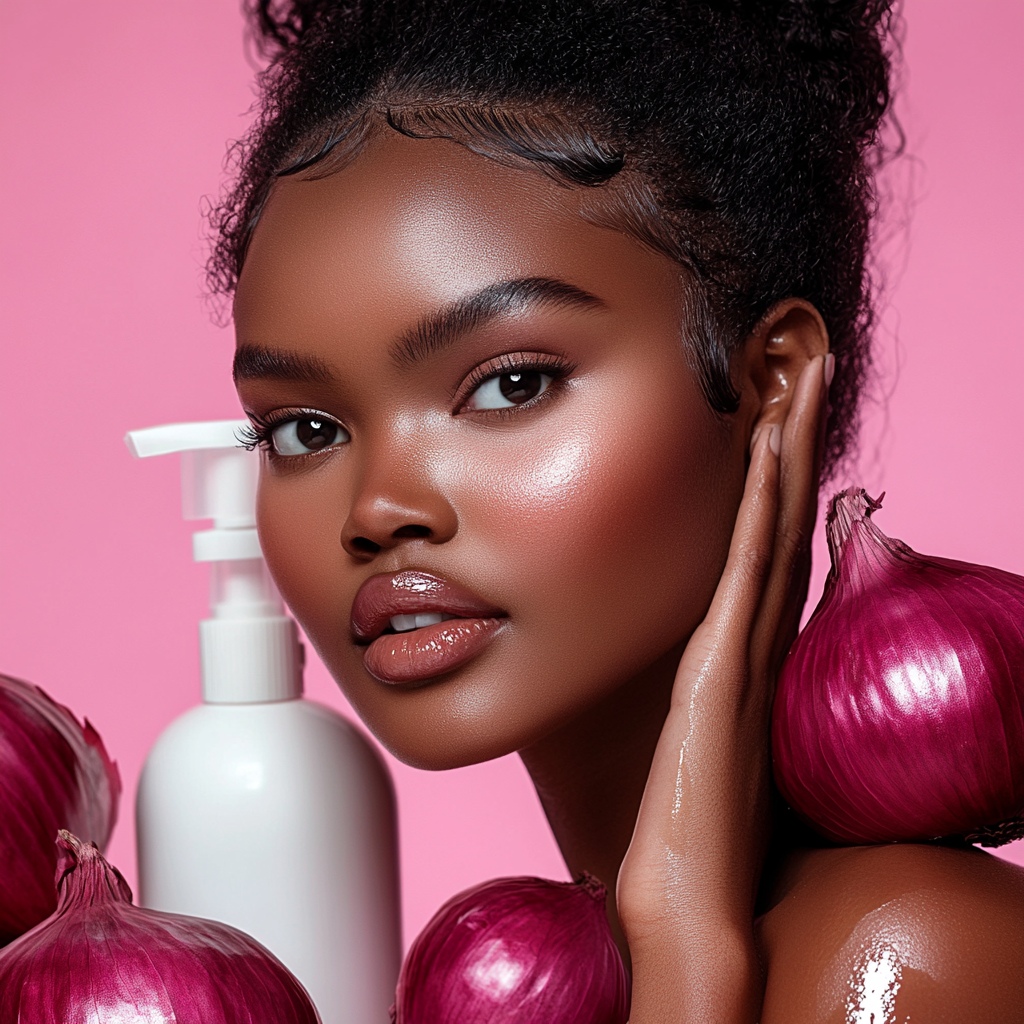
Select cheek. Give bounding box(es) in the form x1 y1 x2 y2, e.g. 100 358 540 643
255 471 349 633
457 383 741 665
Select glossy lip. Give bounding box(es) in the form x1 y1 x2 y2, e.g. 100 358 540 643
363 617 506 684
352 570 508 685
351 569 506 643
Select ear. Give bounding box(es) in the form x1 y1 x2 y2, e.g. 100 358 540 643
736 299 830 437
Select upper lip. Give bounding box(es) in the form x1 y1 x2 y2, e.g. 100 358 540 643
351 570 506 643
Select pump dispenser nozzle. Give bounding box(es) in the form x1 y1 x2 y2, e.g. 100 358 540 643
126 420 302 704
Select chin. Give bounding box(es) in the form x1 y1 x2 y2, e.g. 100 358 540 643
323 648 545 769
321 624 676 771
339 675 540 772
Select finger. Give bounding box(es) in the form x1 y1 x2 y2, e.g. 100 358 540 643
630 425 782 899
751 354 829 676
759 355 826 655
688 421 782 676
631 427 782 908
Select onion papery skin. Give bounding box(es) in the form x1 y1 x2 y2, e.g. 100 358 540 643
0 673 121 943
395 874 629 1024
772 489 1024 845
0 831 320 1023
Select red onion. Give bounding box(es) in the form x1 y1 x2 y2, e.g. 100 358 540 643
394 874 629 1024
0 673 121 943
0 831 321 1022
773 488 1024 845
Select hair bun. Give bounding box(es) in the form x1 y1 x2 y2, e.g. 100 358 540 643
773 0 893 56
248 0 348 55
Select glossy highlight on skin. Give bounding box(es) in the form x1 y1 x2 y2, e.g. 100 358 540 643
822 891 947 1023
757 845 1024 1022
845 944 901 1024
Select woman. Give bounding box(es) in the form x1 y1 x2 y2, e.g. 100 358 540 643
215 1 1023 1019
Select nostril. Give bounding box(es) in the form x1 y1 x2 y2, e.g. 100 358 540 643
350 536 382 555
392 525 431 539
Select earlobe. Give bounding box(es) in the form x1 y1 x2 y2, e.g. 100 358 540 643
740 299 830 433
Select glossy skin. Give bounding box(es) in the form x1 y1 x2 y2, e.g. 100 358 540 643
235 132 741 770
759 845 1024 1022
233 130 1024 1022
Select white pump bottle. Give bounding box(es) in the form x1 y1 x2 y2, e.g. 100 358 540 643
128 420 401 1024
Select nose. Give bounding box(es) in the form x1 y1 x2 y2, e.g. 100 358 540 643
340 459 458 560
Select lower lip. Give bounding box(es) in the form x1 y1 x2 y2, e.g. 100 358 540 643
363 618 506 684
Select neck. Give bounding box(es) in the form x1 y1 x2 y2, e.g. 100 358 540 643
518 642 683 969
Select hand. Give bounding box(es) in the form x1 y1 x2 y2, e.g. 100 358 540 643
616 353 831 1024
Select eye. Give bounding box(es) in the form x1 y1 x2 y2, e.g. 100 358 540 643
270 415 349 456
464 369 553 411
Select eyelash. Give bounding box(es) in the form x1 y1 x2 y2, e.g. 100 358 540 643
236 420 265 451
456 352 575 413
236 410 336 455
238 352 576 456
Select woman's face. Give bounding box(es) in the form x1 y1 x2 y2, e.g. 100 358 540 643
233 130 751 769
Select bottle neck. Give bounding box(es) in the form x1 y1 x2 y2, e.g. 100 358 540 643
209 558 281 620
200 558 304 704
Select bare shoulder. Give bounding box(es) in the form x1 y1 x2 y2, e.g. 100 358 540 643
756 843 1024 1023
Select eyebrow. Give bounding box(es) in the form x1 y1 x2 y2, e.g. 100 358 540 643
391 277 604 366
233 344 335 385
232 276 604 383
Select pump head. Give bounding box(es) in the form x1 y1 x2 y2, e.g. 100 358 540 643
125 420 261 562
125 420 302 704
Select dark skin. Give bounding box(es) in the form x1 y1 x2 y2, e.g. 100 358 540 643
233 129 1024 1022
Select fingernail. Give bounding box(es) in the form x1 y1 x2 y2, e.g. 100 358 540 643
768 424 781 456
824 353 835 388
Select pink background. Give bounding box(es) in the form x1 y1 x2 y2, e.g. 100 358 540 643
1 1 1022 950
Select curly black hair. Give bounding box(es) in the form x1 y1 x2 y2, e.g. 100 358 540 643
209 0 899 477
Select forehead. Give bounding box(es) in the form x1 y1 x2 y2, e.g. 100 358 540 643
233 131 683 347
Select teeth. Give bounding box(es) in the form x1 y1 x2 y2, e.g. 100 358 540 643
389 612 453 633
415 612 445 629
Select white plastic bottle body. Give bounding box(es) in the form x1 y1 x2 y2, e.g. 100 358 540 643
136 699 401 1024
